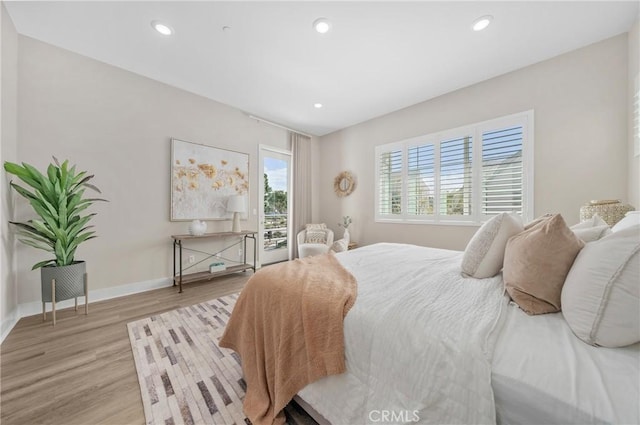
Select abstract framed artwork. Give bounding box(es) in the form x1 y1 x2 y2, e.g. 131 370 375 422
171 138 249 221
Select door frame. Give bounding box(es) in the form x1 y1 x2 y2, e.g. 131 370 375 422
258 145 293 266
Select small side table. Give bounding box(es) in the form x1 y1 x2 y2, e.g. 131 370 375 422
172 231 257 293
348 242 358 250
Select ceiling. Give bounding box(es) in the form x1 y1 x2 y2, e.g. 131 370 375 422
5 1 639 136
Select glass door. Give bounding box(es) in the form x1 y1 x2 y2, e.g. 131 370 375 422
259 146 292 265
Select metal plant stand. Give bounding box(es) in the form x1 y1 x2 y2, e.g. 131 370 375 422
42 273 88 326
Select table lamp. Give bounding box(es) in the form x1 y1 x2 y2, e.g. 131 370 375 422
227 195 245 233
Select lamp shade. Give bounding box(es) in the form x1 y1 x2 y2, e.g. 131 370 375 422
227 195 245 213
227 195 245 233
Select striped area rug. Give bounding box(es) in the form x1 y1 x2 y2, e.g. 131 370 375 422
127 294 317 425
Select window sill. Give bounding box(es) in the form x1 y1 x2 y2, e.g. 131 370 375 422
375 218 482 227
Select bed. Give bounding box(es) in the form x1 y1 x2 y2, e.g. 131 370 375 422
294 243 640 425
221 212 640 424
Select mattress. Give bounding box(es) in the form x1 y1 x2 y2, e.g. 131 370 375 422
492 301 640 425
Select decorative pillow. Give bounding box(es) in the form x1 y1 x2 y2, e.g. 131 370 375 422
523 213 553 230
461 213 523 278
503 214 585 315
561 225 640 347
612 211 640 233
305 229 327 244
331 238 348 253
570 214 612 242
306 223 327 230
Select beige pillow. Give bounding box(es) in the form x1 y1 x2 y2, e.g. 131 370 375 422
524 213 553 230
461 213 524 278
562 225 640 347
503 214 585 315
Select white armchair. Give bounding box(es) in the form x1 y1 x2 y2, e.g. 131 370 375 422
297 228 334 258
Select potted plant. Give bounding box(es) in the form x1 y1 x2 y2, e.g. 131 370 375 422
338 215 352 241
4 157 106 324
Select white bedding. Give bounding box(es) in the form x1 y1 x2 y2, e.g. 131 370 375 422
298 243 507 424
493 301 640 425
298 243 640 425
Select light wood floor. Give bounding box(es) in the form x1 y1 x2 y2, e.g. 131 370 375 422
0 274 248 425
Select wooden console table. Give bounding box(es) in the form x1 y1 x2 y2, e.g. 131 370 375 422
171 231 257 293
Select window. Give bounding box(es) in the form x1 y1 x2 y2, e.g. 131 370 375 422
377 148 402 215
375 111 533 224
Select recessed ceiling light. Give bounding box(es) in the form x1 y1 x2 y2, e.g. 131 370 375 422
472 15 493 32
314 103 323 109
313 18 331 34
151 20 174 36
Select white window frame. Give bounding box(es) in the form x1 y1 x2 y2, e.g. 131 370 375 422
375 110 534 225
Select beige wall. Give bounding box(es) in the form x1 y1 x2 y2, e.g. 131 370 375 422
318 34 629 251
629 20 639 208
1 2 19 339
15 36 321 306
4 20 633 317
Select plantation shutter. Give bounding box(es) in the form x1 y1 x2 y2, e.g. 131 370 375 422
378 149 403 215
407 144 435 215
374 111 532 224
439 136 473 216
481 126 523 215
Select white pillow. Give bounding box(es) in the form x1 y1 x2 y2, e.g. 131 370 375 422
305 223 328 244
331 238 348 253
461 213 524 278
570 214 612 242
306 223 327 230
612 211 640 232
561 225 640 347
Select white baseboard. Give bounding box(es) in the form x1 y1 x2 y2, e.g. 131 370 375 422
1 307 20 344
0 277 173 344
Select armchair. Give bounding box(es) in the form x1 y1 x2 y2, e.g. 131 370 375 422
297 227 334 258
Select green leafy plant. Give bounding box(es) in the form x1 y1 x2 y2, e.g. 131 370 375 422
4 157 107 270
338 215 352 229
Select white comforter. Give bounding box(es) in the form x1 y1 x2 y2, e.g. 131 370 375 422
298 243 507 424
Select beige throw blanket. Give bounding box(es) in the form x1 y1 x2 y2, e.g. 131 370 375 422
219 253 357 425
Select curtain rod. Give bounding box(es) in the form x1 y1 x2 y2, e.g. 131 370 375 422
246 114 313 138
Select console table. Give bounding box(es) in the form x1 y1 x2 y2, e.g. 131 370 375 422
171 231 257 293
